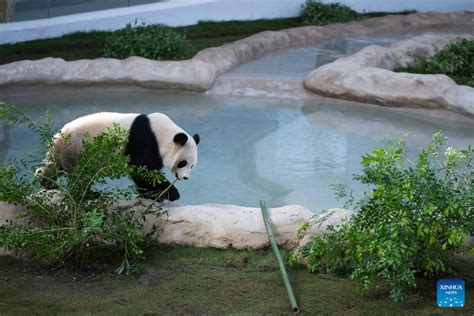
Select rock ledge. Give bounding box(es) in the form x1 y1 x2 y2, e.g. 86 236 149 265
304 34 474 116
0 201 354 252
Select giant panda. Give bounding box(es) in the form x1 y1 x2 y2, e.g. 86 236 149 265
35 112 200 201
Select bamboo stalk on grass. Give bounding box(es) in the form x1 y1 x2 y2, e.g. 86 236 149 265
260 200 300 314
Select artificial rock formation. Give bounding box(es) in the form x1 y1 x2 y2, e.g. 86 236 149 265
151 204 352 249
304 34 474 116
0 200 354 252
0 57 218 92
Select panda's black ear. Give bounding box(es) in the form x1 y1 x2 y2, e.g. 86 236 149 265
173 133 188 146
193 133 200 145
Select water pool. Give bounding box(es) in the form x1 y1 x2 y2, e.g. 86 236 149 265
230 28 472 79
230 35 410 78
1 88 473 212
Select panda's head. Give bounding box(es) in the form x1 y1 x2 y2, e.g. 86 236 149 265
169 132 200 181
146 113 200 181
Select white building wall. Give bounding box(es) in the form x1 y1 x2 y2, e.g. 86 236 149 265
0 0 472 45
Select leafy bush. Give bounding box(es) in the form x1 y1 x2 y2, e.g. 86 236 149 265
290 133 474 301
0 102 167 275
300 0 359 26
103 22 193 60
396 39 474 87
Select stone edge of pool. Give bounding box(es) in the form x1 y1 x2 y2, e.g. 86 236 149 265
0 201 353 252
304 33 474 116
0 11 473 114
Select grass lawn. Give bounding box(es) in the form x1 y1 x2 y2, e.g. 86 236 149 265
0 246 472 314
0 11 416 65
0 18 302 65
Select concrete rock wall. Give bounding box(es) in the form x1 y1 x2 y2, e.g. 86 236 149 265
0 200 354 253
304 34 474 116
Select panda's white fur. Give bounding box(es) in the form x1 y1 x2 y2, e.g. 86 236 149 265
36 112 199 201
146 113 198 181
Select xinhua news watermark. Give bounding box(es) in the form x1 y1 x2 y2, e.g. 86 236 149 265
437 279 465 308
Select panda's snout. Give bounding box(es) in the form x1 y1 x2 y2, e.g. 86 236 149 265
175 172 189 180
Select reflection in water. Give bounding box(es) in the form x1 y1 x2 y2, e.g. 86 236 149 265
0 89 473 212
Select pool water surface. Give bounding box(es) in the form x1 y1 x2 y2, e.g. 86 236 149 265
1 89 473 212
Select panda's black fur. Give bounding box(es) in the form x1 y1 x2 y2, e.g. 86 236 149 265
36 112 198 201
125 114 180 201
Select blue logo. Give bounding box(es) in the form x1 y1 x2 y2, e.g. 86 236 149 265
437 279 465 308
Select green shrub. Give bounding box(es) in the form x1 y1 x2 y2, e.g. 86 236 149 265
0 102 167 275
103 23 193 60
290 133 474 301
395 39 474 87
300 0 359 26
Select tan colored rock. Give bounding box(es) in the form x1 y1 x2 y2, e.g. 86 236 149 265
0 202 22 226
119 201 329 249
0 57 218 91
153 204 312 249
0 199 353 251
304 34 474 116
0 202 24 256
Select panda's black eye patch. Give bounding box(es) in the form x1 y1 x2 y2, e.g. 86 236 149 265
177 160 187 168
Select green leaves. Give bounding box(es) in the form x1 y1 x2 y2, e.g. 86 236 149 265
396 39 474 87
423 39 474 84
292 132 474 301
103 23 194 60
300 0 359 26
0 104 167 275
0 164 33 203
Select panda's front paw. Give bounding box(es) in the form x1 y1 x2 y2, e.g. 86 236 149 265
167 186 180 201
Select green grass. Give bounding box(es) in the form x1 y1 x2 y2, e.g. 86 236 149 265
0 18 303 65
0 246 472 314
360 10 417 18
0 11 417 65
0 31 110 64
